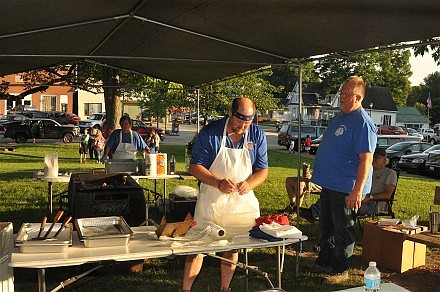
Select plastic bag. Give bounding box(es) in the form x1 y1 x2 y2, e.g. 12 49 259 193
44 153 58 178
211 192 259 234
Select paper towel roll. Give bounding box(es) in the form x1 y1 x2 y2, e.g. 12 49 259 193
209 223 226 240
146 154 157 176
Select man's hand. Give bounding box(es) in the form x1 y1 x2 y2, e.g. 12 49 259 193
217 178 236 194
236 181 250 195
347 191 362 210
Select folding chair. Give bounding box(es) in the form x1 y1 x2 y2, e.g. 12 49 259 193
357 170 400 230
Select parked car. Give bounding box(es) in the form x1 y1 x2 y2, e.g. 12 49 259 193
385 141 432 169
398 144 440 174
101 119 165 141
31 111 80 125
276 120 289 132
7 104 37 115
377 125 408 135
416 128 435 142
401 127 423 139
77 113 106 133
277 124 326 151
425 150 440 178
309 134 323 155
4 119 80 143
0 114 30 131
376 134 423 150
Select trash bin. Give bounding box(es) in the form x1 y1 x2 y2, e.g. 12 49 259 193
172 123 179 135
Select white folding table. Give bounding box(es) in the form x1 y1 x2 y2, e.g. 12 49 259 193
10 226 307 292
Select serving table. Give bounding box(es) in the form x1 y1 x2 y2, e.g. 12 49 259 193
10 226 307 292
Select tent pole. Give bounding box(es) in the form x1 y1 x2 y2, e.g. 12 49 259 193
296 62 302 229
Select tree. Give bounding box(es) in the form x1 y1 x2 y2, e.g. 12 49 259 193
316 49 412 106
198 70 281 118
408 72 440 125
265 62 319 105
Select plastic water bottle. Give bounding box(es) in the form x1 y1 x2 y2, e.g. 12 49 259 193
169 154 176 174
364 261 381 292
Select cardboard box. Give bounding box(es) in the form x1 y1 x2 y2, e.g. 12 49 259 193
362 222 427 273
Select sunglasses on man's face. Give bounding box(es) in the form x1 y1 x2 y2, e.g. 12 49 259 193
232 111 254 121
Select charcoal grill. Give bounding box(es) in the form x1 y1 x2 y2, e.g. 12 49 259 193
67 173 146 227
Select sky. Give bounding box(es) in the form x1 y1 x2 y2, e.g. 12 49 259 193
409 50 439 86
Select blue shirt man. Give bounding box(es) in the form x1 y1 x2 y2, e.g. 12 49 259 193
311 76 377 282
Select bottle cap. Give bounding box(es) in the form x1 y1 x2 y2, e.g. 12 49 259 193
369 261 376 267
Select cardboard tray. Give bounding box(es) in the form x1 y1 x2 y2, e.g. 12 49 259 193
15 222 72 253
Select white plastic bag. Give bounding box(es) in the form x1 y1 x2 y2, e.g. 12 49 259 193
211 192 259 234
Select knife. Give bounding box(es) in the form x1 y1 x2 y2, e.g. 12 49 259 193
51 216 72 239
36 216 47 239
42 210 64 239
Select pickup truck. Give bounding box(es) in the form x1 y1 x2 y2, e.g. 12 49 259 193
428 130 440 145
4 119 80 143
416 128 435 142
77 113 106 133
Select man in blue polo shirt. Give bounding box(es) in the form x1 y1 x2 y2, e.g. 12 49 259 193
311 76 377 283
181 97 268 292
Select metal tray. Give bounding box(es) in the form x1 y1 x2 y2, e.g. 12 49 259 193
15 222 72 253
75 216 133 248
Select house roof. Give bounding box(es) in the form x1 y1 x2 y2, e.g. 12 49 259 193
0 0 439 86
396 106 430 124
362 86 397 112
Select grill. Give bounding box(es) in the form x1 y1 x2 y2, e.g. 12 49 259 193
67 173 146 227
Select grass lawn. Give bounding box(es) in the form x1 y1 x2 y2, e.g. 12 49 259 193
1 142 439 291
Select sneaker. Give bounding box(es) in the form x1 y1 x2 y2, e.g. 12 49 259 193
298 207 317 221
324 271 349 284
283 204 296 214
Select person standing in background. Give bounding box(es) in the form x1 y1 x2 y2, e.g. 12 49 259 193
146 129 158 154
88 128 96 161
93 129 106 163
311 76 377 283
305 135 312 155
79 128 89 163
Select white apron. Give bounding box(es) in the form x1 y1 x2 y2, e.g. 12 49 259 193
194 119 260 234
112 130 137 160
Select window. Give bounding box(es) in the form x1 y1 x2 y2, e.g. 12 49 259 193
84 103 103 116
383 115 391 125
41 95 57 111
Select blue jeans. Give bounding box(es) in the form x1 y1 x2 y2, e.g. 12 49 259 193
317 189 356 273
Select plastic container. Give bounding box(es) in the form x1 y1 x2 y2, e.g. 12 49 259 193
364 261 381 292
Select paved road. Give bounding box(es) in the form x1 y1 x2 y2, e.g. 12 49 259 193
0 122 282 150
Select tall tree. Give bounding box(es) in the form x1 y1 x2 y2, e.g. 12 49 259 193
316 49 412 105
408 72 440 125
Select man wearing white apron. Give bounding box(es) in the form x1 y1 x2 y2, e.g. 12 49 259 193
102 115 147 161
182 97 268 292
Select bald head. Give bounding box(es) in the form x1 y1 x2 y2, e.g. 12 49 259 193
231 97 255 117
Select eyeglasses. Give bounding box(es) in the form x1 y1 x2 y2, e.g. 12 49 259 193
339 92 358 99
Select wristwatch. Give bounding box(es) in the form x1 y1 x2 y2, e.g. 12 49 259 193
369 194 374 200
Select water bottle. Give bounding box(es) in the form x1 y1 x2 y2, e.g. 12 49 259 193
364 261 381 292
169 154 176 174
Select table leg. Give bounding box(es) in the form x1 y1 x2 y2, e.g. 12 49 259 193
276 245 281 288
245 249 249 292
47 182 53 218
38 268 46 292
163 179 167 215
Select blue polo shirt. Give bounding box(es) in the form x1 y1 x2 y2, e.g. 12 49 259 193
190 117 268 172
311 108 377 195
105 129 147 155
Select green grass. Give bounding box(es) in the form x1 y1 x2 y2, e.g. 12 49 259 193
1 143 438 291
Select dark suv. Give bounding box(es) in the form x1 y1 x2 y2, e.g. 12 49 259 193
4 119 80 143
277 124 326 151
